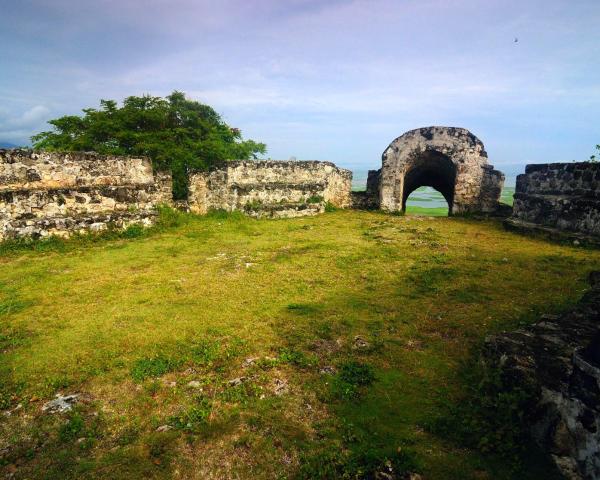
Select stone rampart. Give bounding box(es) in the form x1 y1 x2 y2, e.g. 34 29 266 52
188 161 352 218
0 150 172 240
506 162 600 240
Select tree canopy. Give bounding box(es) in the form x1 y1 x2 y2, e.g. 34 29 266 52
31 91 266 198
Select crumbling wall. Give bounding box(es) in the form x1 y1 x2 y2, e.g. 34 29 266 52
188 161 352 218
506 162 600 239
484 271 600 479
0 150 172 240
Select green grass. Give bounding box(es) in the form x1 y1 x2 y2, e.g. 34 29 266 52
0 209 597 479
405 205 449 216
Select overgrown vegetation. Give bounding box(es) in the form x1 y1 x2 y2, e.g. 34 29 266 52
429 355 540 466
0 205 189 256
589 143 600 162
0 210 595 479
31 92 266 198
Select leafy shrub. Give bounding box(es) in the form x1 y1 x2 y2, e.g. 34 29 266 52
307 195 324 204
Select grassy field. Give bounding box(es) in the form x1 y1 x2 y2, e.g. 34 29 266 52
1 209 598 479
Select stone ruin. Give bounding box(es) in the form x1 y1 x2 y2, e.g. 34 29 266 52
485 271 600 480
1 135 600 478
0 127 509 239
188 160 352 218
0 149 172 240
4 128 599 244
506 162 600 244
356 126 505 214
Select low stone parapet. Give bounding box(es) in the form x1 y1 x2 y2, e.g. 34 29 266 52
188 160 352 217
0 150 172 240
507 162 600 239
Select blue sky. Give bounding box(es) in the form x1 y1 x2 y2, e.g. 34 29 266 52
1 0 599 172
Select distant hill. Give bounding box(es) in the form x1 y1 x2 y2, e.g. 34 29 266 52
0 142 19 149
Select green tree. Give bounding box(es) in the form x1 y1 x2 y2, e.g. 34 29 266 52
590 144 599 163
31 91 266 198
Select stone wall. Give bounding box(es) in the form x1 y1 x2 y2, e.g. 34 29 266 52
0 150 172 240
506 162 600 240
351 169 381 210
484 271 600 480
188 160 352 218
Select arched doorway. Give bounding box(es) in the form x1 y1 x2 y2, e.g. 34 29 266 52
401 150 456 215
371 127 505 214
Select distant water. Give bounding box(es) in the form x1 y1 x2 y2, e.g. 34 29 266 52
351 171 516 210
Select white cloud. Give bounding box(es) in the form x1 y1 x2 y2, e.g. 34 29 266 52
0 105 51 144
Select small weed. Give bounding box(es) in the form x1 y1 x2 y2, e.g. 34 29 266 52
298 445 418 480
0 326 29 350
190 339 221 365
338 361 375 386
0 299 30 316
278 348 316 368
325 201 338 212
169 397 213 432
219 382 260 404
244 199 263 211
0 284 31 317
131 356 178 382
121 223 146 239
146 430 178 466
155 205 191 229
307 195 324 204
223 337 247 359
46 375 72 391
206 209 246 221
330 361 375 401
58 412 86 442
144 380 161 396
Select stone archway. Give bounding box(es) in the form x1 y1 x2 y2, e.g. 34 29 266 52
374 126 504 214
